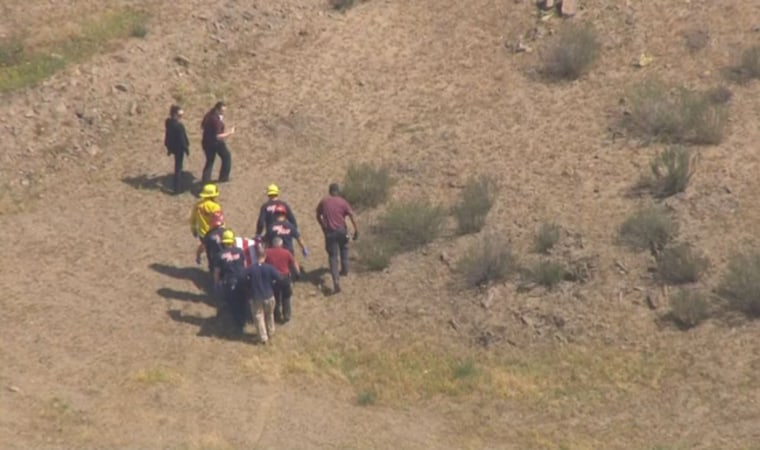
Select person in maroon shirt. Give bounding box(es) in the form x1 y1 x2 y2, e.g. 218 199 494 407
201 101 236 184
265 237 301 323
315 183 358 294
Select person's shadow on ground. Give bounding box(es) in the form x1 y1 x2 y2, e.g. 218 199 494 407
150 262 216 307
299 266 333 296
167 309 260 344
122 171 197 196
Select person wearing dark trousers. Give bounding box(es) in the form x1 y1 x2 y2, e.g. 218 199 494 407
255 184 298 238
213 229 248 333
201 101 236 184
315 183 358 294
265 237 301 324
164 104 190 193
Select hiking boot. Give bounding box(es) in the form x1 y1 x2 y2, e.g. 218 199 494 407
333 285 341 294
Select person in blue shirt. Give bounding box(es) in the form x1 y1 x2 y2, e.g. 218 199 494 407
269 204 309 257
213 230 247 333
243 245 285 344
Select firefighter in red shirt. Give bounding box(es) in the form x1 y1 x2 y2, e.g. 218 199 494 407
265 237 301 323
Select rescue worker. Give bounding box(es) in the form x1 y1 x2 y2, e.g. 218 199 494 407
265 237 301 324
163 104 190 194
213 229 248 332
315 183 358 294
269 204 309 257
199 211 225 273
190 183 223 265
201 101 236 184
244 244 284 344
255 184 298 239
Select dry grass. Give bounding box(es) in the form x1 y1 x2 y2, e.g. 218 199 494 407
377 199 446 250
718 251 760 317
656 243 709 284
452 175 499 235
341 163 395 210
637 147 698 199
131 366 181 385
619 205 678 252
625 80 729 145
458 233 517 288
529 259 566 289
534 222 561 253
731 45 760 82
541 23 600 80
355 234 394 271
0 9 149 92
669 288 711 329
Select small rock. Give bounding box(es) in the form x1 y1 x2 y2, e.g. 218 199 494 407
86 144 101 157
724 186 732 194
439 251 453 267
481 288 496 309
560 0 578 16
114 83 128 92
513 41 532 53
24 112 35 118
174 55 191 67
20 178 30 187
7 386 21 393
646 290 661 310
128 102 139 116
540 0 555 9
448 318 460 330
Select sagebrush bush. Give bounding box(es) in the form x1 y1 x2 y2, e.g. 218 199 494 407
341 163 394 210
378 199 446 250
683 28 709 53
534 222 561 253
356 235 393 271
452 175 498 234
626 80 728 145
669 288 711 329
639 146 697 198
542 23 600 80
131 22 149 38
530 260 566 289
718 252 760 317
0 37 24 67
656 243 709 284
330 0 356 11
458 234 517 288
736 45 760 80
619 205 678 252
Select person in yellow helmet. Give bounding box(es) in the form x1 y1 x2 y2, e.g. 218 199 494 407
190 183 223 265
255 183 298 240
213 229 248 333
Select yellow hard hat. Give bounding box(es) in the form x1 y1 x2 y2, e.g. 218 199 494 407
267 184 280 197
221 229 235 244
199 183 220 199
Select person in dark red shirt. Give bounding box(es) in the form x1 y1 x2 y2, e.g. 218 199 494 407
265 237 301 323
255 184 298 238
315 183 358 294
201 101 236 184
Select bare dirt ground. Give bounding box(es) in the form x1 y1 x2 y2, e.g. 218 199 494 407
2 0 760 448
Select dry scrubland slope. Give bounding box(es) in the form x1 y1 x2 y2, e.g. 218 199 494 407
1 0 760 448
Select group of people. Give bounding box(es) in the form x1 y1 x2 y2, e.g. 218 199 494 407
164 101 235 194
188 180 358 344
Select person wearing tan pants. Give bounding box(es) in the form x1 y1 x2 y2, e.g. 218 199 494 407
243 244 284 344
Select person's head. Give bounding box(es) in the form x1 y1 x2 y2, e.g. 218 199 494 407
221 229 235 247
210 211 225 229
266 183 280 198
272 237 284 248
213 101 226 115
199 183 220 200
274 204 287 221
329 183 340 196
169 104 183 119
256 243 267 263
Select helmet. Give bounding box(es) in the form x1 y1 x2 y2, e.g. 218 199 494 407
210 211 225 228
267 184 280 197
274 204 288 216
199 183 220 199
221 229 235 244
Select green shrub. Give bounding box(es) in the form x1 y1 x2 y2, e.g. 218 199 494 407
330 0 356 11
718 252 760 317
669 288 711 329
452 175 499 234
542 23 600 80
626 80 728 145
131 22 149 38
656 243 709 284
683 28 709 53
458 234 517 288
530 260 566 289
453 360 478 379
378 199 446 250
619 205 678 252
534 222 561 253
736 45 760 81
356 390 376 406
639 147 697 198
356 235 393 271
341 163 394 210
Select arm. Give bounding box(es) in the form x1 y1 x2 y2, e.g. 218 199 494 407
315 203 325 231
348 212 358 239
286 204 297 228
180 123 190 155
213 267 221 285
255 205 267 236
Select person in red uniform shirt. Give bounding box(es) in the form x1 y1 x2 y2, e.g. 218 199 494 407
265 237 301 324
315 183 358 294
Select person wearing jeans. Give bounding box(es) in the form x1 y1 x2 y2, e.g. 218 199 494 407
244 245 284 344
265 237 301 323
201 101 235 183
315 183 358 294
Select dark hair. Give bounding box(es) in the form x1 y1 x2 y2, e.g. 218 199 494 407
169 104 181 117
329 183 340 195
213 101 225 111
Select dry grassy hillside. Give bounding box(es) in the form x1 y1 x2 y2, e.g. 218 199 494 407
1 0 760 448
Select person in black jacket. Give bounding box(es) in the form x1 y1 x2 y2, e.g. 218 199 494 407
164 104 190 194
